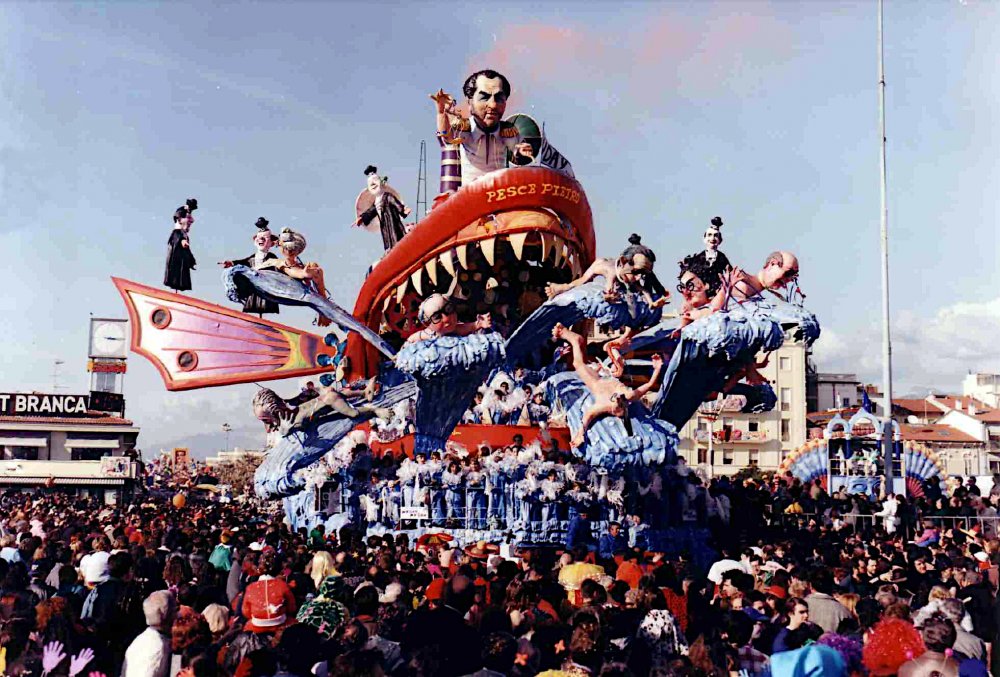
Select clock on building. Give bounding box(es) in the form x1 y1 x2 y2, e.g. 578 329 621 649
89 319 129 359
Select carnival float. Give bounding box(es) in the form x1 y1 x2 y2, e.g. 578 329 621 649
779 408 945 499
114 69 821 554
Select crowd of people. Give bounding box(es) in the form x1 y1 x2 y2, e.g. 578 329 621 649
1 469 1000 676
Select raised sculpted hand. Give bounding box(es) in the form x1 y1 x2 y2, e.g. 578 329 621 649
430 89 453 113
475 313 492 331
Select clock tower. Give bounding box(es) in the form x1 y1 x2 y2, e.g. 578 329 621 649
88 318 129 414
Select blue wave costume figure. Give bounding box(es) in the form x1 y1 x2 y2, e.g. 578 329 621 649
442 462 465 524
465 460 487 530
427 453 447 526
485 452 508 526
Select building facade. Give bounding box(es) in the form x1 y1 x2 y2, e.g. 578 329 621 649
963 373 1000 409
807 372 864 412
676 340 808 475
0 392 140 500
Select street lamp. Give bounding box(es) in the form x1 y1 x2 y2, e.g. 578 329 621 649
222 423 232 453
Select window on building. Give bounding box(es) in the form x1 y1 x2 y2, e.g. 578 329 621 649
6 446 39 461
779 356 791 371
93 372 118 393
723 449 734 465
70 448 105 461
781 419 791 442
749 449 759 465
781 388 792 412
964 454 975 476
697 448 708 465
697 419 707 432
749 420 759 433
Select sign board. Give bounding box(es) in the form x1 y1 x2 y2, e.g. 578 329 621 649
100 456 131 477
400 506 429 520
698 395 748 415
88 360 127 374
90 391 125 416
0 393 90 417
171 448 190 469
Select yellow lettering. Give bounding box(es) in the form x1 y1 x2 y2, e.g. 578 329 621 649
495 188 507 202
486 191 496 203
528 184 537 194
517 185 528 196
541 183 553 195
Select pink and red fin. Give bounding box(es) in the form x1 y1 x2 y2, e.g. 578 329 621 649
112 277 345 391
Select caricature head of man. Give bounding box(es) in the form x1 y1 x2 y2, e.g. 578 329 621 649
760 251 800 290
462 69 511 131
252 217 275 253
417 293 458 335
704 226 722 252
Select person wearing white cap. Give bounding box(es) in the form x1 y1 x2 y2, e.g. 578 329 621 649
79 551 111 620
121 590 176 677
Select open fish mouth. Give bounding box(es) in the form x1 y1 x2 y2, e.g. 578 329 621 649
377 210 586 339
347 167 596 375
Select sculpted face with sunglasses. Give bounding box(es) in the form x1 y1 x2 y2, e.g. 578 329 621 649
405 293 493 344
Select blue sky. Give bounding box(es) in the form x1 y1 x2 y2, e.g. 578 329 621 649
1 1 997 457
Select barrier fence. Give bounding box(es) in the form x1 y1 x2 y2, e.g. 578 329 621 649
764 511 1000 541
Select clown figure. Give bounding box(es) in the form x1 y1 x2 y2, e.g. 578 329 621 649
355 165 411 251
220 217 280 315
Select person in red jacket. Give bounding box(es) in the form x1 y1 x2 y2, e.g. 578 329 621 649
241 549 297 633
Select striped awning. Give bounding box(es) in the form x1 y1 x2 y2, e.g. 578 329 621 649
64 439 118 449
0 476 127 486
0 437 47 447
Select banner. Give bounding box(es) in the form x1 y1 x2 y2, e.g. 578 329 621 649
400 506 430 520
534 135 575 178
0 393 90 417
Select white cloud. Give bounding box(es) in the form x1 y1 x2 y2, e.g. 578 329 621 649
812 297 1000 394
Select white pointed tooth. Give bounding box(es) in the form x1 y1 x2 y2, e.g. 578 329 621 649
509 232 528 260
571 253 582 277
456 244 469 269
382 295 391 312
552 240 565 267
425 257 438 286
480 237 496 266
540 233 552 262
396 280 408 304
410 269 423 296
440 250 456 277
486 277 499 290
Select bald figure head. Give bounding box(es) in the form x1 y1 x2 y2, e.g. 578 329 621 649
760 251 799 290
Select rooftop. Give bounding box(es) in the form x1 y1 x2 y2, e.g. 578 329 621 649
0 412 133 426
900 423 982 445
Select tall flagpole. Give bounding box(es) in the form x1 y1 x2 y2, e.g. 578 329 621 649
878 0 896 493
